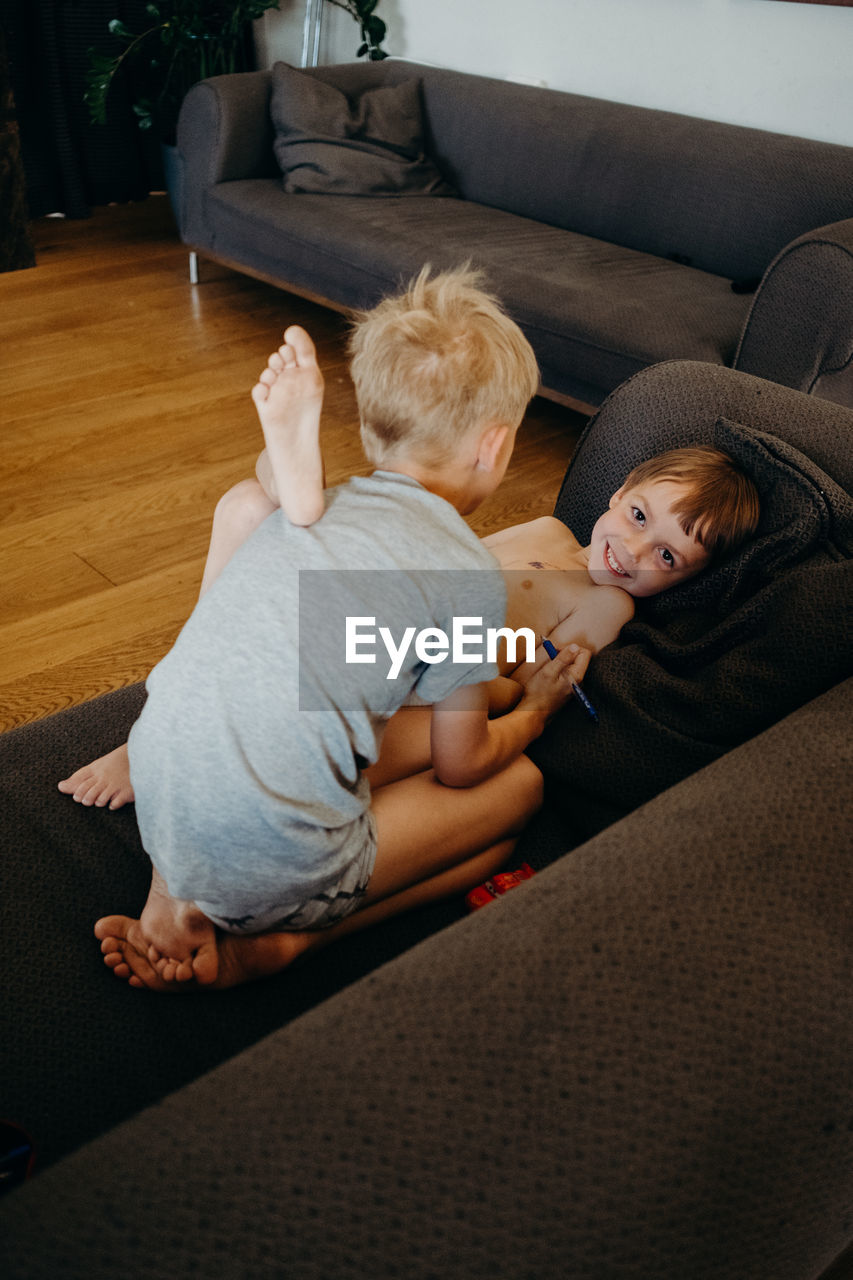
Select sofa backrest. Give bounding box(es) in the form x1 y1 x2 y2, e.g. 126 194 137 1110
308 60 853 283
561 360 853 538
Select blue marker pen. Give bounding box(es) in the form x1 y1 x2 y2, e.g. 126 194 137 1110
542 637 599 724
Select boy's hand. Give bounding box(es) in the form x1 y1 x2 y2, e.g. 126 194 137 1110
521 642 590 722
431 644 591 788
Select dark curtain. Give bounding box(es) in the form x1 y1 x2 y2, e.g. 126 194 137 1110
0 21 35 267
0 0 163 218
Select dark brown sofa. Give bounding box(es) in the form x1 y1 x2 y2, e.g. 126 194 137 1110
1 361 851 1278
174 60 853 409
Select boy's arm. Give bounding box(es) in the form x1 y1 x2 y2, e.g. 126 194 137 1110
551 586 634 655
430 644 590 788
506 587 634 688
485 675 523 715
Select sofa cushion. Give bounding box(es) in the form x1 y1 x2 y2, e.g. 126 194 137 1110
203 180 750 401
269 62 456 197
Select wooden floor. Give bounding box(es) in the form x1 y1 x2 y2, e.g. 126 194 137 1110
0 197 587 732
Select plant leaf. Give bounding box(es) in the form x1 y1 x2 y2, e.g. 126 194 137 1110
107 19 134 40
133 100 155 130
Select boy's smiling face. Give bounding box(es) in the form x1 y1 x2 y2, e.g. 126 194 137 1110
586 478 712 598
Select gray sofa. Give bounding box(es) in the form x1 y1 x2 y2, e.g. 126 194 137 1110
175 59 853 409
1 361 851 1278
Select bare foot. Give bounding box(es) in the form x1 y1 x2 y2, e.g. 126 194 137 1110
133 867 220 984
250 325 325 527
94 916 313 992
58 743 134 809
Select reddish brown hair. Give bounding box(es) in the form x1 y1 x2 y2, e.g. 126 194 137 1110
623 446 761 560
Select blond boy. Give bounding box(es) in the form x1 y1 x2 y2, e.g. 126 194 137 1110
68 268 591 990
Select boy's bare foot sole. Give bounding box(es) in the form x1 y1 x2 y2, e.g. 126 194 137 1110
95 913 218 987
250 325 325 527
132 870 221 984
58 743 134 809
94 916 311 992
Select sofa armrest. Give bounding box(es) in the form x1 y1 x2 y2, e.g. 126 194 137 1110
733 217 853 408
176 70 276 247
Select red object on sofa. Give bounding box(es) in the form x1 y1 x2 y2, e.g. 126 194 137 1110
465 863 536 911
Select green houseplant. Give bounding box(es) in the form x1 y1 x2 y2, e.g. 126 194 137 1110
86 1 282 144
327 0 387 60
86 1 388 144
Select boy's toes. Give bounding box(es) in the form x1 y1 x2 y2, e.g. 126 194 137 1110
108 786 134 810
173 957 197 983
109 958 145 986
152 940 218 985
156 957 180 982
81 782 109 807
103 950 129 975
150 953 206 985
58 772 95 804
250 381 269 409
149 950 196 983
59 772 130 809
283 324 317 366
94 917 162 988
95 914 130 943
277 341 297 368
192 938 220 986
149 946 178 981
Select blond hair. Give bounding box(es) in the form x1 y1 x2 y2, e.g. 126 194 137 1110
623 446 761 560
349 265 540 467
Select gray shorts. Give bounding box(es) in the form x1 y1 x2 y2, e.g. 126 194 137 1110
194 810 377 935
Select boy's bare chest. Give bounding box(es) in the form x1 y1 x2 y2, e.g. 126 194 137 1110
492 523 593 636
502 566 596 637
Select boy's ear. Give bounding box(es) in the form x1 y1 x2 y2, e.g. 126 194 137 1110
609 486 626 508
475 422 511 472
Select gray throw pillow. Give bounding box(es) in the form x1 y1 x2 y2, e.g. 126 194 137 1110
270 62 457 197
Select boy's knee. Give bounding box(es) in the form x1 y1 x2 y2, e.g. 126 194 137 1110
215 479 275 533
510 755 544 825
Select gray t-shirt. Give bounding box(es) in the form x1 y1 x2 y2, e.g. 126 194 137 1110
128 471 506 921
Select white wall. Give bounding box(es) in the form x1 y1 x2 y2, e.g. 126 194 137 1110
255 1 368 70
258 0 853 146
